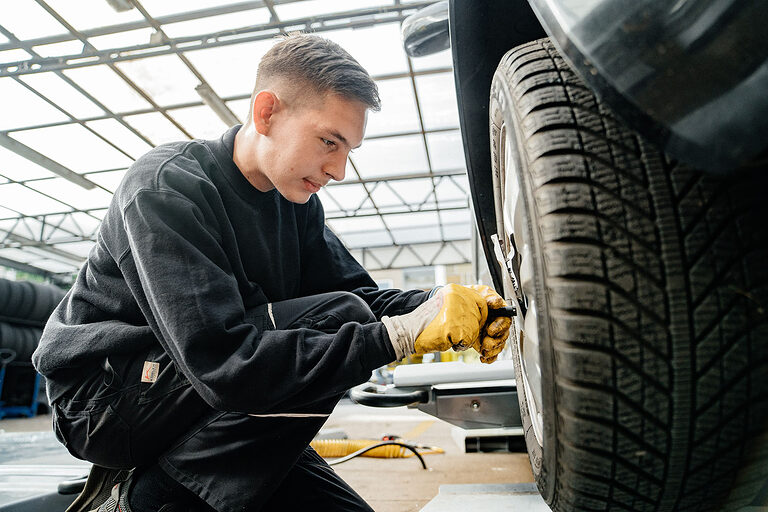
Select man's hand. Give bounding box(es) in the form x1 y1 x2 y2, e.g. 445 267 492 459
382 284 486 359
466 285 512 364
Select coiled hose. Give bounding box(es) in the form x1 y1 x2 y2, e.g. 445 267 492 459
310 439 444 469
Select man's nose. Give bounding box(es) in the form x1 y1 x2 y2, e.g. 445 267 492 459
323 154 347 182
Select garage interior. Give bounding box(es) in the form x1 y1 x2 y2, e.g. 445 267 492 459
0 1 537 511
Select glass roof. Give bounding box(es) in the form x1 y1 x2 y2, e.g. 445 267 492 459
0 0 470 279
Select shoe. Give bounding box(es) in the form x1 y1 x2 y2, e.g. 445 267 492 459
65 465 133 512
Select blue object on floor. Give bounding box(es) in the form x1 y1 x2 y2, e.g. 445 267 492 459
0 358 41 419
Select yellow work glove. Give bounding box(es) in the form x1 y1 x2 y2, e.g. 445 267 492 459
381 284 487 360
466 285 512 364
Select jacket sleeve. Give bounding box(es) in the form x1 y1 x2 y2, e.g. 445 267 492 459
299 198 430 318
119 189 394 414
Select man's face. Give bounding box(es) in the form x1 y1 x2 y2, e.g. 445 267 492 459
257 93 367 204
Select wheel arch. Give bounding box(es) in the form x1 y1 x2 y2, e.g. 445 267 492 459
449 0 545 290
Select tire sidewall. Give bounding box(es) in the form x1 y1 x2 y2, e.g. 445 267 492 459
490 60 558 502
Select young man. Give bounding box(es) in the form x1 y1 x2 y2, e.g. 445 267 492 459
33 34 510 512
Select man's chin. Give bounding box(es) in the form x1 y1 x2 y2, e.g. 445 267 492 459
279 188 313 204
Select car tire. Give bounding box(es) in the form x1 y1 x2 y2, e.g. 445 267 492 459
489 38 768 511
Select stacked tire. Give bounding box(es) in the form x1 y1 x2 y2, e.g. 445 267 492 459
0 278 66 413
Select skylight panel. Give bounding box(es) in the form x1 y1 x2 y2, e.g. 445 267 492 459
162 10 271 39
169 105 230 140
327 215 386 234
365 78 419 137
63 65 151 113
123 112 189 145
274 0 388 21
85 119 153 160
11 124 133 173
27 178 113 211
87 28 156 52
390 225 441 245
0 0 67 40
0 183 70 215
321 183 368 213
323 24 408 76
415 73 460 130
426 130 466 171
386 178 434 207
185 41 272 98
410 49 453 72
20 72 104 119
0 49 33 64
116 55 201 107
32 40 85 58
43 0 144 31
143 0 236 18
0 77 68 130
0 145 57 182
352 135 427 178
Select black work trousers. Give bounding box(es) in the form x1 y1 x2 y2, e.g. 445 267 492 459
52 291 378 512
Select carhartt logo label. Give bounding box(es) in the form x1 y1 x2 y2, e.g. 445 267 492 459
141 361 160 383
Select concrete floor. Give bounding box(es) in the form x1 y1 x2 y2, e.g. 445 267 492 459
0 402 535 511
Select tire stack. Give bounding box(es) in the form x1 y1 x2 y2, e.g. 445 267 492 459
0 277 66 417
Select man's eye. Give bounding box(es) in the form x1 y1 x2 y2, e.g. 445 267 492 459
322 138 336 147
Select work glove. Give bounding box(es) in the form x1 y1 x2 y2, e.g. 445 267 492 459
382 283 487 360
465 285 511 364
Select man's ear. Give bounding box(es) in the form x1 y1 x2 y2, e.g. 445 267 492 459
251 90 279 135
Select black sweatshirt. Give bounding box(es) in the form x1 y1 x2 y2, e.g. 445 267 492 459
32 125 428 411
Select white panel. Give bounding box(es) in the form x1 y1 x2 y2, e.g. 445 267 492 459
0 248 38 263
123 112 189 145
274 0 389 20
0 77 68 130
411 49 453 72
116 55 201 106
0 0 67 40
434 175 468 203
387 179 435 207
87 28 155 51
27 258 79 273
0 49 32 64
439 208 471 225
0 145 57 181
384 211 439 229
323 24 408 76
352 135 427 178
226 98 252 121
68 211 104 235
44 0 144 31
143 0 237 17
21 72 104 118
11 124 134 173
339 230 392 249
426 130 466 170
27 178 113 210
162 10 271 38
327 215 385 233
322 184 368 213
170 105 230 140
0 184 70 215
366 78 419 137
63 65 151 113
442 221 471 240
185 41 273 98
53 241 95 258
368 182 404 208
32 40 85 58
85 119 154 159
415 73 460 130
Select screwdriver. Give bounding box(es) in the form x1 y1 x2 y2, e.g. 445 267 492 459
487 305 517 319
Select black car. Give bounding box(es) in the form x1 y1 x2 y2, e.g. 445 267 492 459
404 1 768 511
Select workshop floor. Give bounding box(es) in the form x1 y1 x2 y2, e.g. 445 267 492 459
0 402 535 511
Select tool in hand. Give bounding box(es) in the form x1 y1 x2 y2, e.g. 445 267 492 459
487 305 516 319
